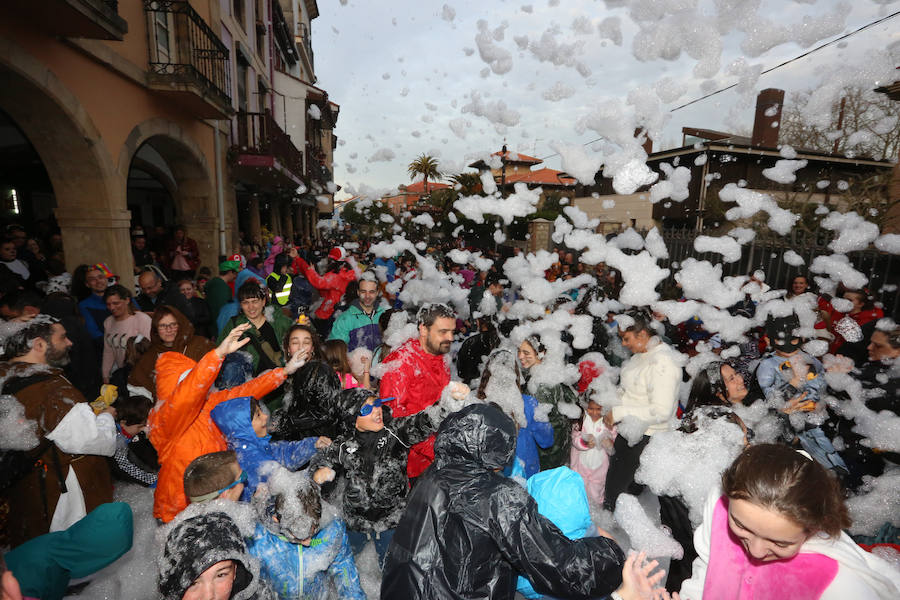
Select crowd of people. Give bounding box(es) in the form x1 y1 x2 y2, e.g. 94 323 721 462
0 222 898 600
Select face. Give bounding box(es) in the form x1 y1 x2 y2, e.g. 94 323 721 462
174 229 185 242
355 397 384 432
287 329 313 356
182 560 236 600
728 498 808 562
157 314 179 345
868 331 900 362
252 407 268 437
240 296 265 321
0 243 16 262
620 329 651 354
517 341 541 369
119 421 145 437
843 292 865 313
45 323 73 367
25 239 40 255
106 294 130 319
721 364 747 403
179 281 195 299
133 237 146 250
358 280 378 309
420 316 455 355
139 273 162 298
86 269 108 293
585 401 602 422
791 277 808 295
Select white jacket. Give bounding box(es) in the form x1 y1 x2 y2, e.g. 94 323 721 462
611 338 681 436
680 487 900 600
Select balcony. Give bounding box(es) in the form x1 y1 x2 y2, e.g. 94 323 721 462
143 0 233 119
11 0 127 40
295 23 315 77
230 110 305 189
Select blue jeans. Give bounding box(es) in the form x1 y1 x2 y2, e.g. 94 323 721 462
347 528 394 569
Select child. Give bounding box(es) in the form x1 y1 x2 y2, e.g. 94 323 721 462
183 450 247 504
248 467 365 600
110 388 159 487
570 398 615 509
211 396 329 500
324 339 369 389
310 388 447 568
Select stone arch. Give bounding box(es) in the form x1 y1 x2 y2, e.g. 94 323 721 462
0 33 131 279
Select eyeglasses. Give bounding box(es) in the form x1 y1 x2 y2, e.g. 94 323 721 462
158 322 178 330
359 397 393 416
188 470 248 503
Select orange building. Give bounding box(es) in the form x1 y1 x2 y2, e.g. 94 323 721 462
0 0 337 284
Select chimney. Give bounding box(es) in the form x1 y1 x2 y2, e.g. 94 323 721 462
634 127 653 155
751 88 784 148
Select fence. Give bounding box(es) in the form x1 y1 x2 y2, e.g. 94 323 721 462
657 228 899 320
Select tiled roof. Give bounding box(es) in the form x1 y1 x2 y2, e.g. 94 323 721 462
504 168 575 186
401 180 452 193
493 150 542 164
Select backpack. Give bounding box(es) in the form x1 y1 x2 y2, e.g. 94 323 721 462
0 373 60 493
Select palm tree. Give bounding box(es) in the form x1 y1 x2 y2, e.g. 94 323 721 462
407 154 443 194
449 172 482 196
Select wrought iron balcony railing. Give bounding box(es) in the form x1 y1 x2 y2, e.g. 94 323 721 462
144 0 232 113
232 110 305 180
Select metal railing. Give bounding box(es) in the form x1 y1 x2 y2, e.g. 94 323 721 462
144 0 231 106
232 110 304 179
298 23 314 72
655 228 899 320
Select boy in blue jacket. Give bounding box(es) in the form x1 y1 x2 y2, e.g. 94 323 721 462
211 395 330 501
248 467 365 600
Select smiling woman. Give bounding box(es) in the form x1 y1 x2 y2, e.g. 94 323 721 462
678 444 900 600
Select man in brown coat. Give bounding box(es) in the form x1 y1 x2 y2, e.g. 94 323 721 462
0 316 114 547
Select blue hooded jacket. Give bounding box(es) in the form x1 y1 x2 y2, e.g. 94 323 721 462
249 518 365 600
211 396 319 501
516 467 594 599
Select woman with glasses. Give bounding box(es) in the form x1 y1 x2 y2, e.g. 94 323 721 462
129 305 214 398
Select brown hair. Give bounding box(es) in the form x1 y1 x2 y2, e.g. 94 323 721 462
323 339 351 376
721 444 850 537
282 323 325 361
183 450 239 501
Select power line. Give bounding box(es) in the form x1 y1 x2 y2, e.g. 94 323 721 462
538 9 900 161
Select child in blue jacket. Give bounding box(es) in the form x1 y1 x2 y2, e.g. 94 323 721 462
248 467 365 600
211 395 329 501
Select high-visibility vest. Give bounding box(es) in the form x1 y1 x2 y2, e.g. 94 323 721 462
267 272 293 305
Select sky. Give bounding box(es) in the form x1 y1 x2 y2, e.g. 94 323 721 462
310 0 900 201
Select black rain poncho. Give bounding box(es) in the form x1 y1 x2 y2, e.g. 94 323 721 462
382 403 626 600
269 360 342 440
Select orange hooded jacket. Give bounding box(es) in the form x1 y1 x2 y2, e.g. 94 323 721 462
148 349 286 522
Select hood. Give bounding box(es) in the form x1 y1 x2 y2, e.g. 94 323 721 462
158 511 258 600
433 403 517 472
526 467 593 539
215 351 254 390
149 306 195 349
252 467 322 543
211 396 266 448
335 387 388 437
154 352 198 402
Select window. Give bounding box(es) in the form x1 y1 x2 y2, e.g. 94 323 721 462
236 60 248 112
232 0 244 29
153 10 174 62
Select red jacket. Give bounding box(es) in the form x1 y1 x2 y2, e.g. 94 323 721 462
379 338 451 478
149 349 286 522
296 258 356 320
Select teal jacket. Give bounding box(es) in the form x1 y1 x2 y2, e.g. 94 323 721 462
516 468 594 599
6 502 133 600
328 300 385 353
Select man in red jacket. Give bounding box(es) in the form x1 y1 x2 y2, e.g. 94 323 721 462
379 303 455 479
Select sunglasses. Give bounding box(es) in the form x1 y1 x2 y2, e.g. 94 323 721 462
359 397 393 416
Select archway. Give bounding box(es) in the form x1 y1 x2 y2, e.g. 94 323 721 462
0 34 131 282
119 121 221 272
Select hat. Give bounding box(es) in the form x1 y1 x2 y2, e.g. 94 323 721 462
92 262 116 280
328 247 346 261
219 255 241 273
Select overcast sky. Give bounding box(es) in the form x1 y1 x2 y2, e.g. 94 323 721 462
311 0 900 201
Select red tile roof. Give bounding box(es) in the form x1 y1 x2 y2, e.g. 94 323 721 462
494 150 542 164
401 180 452 193
504 168 575 186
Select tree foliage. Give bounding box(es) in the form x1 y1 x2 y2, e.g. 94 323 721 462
407 154 443 193
779 86 900 161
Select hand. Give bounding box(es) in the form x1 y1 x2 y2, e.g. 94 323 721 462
315 436 332 449
313 467 335 484
782 391 813 414
616 551 668 600
284 349 308 375
603 411 615 429
360 355 371 368
585 438 596 449
215 323 252 357
288 247 298 258
101 405 117 418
